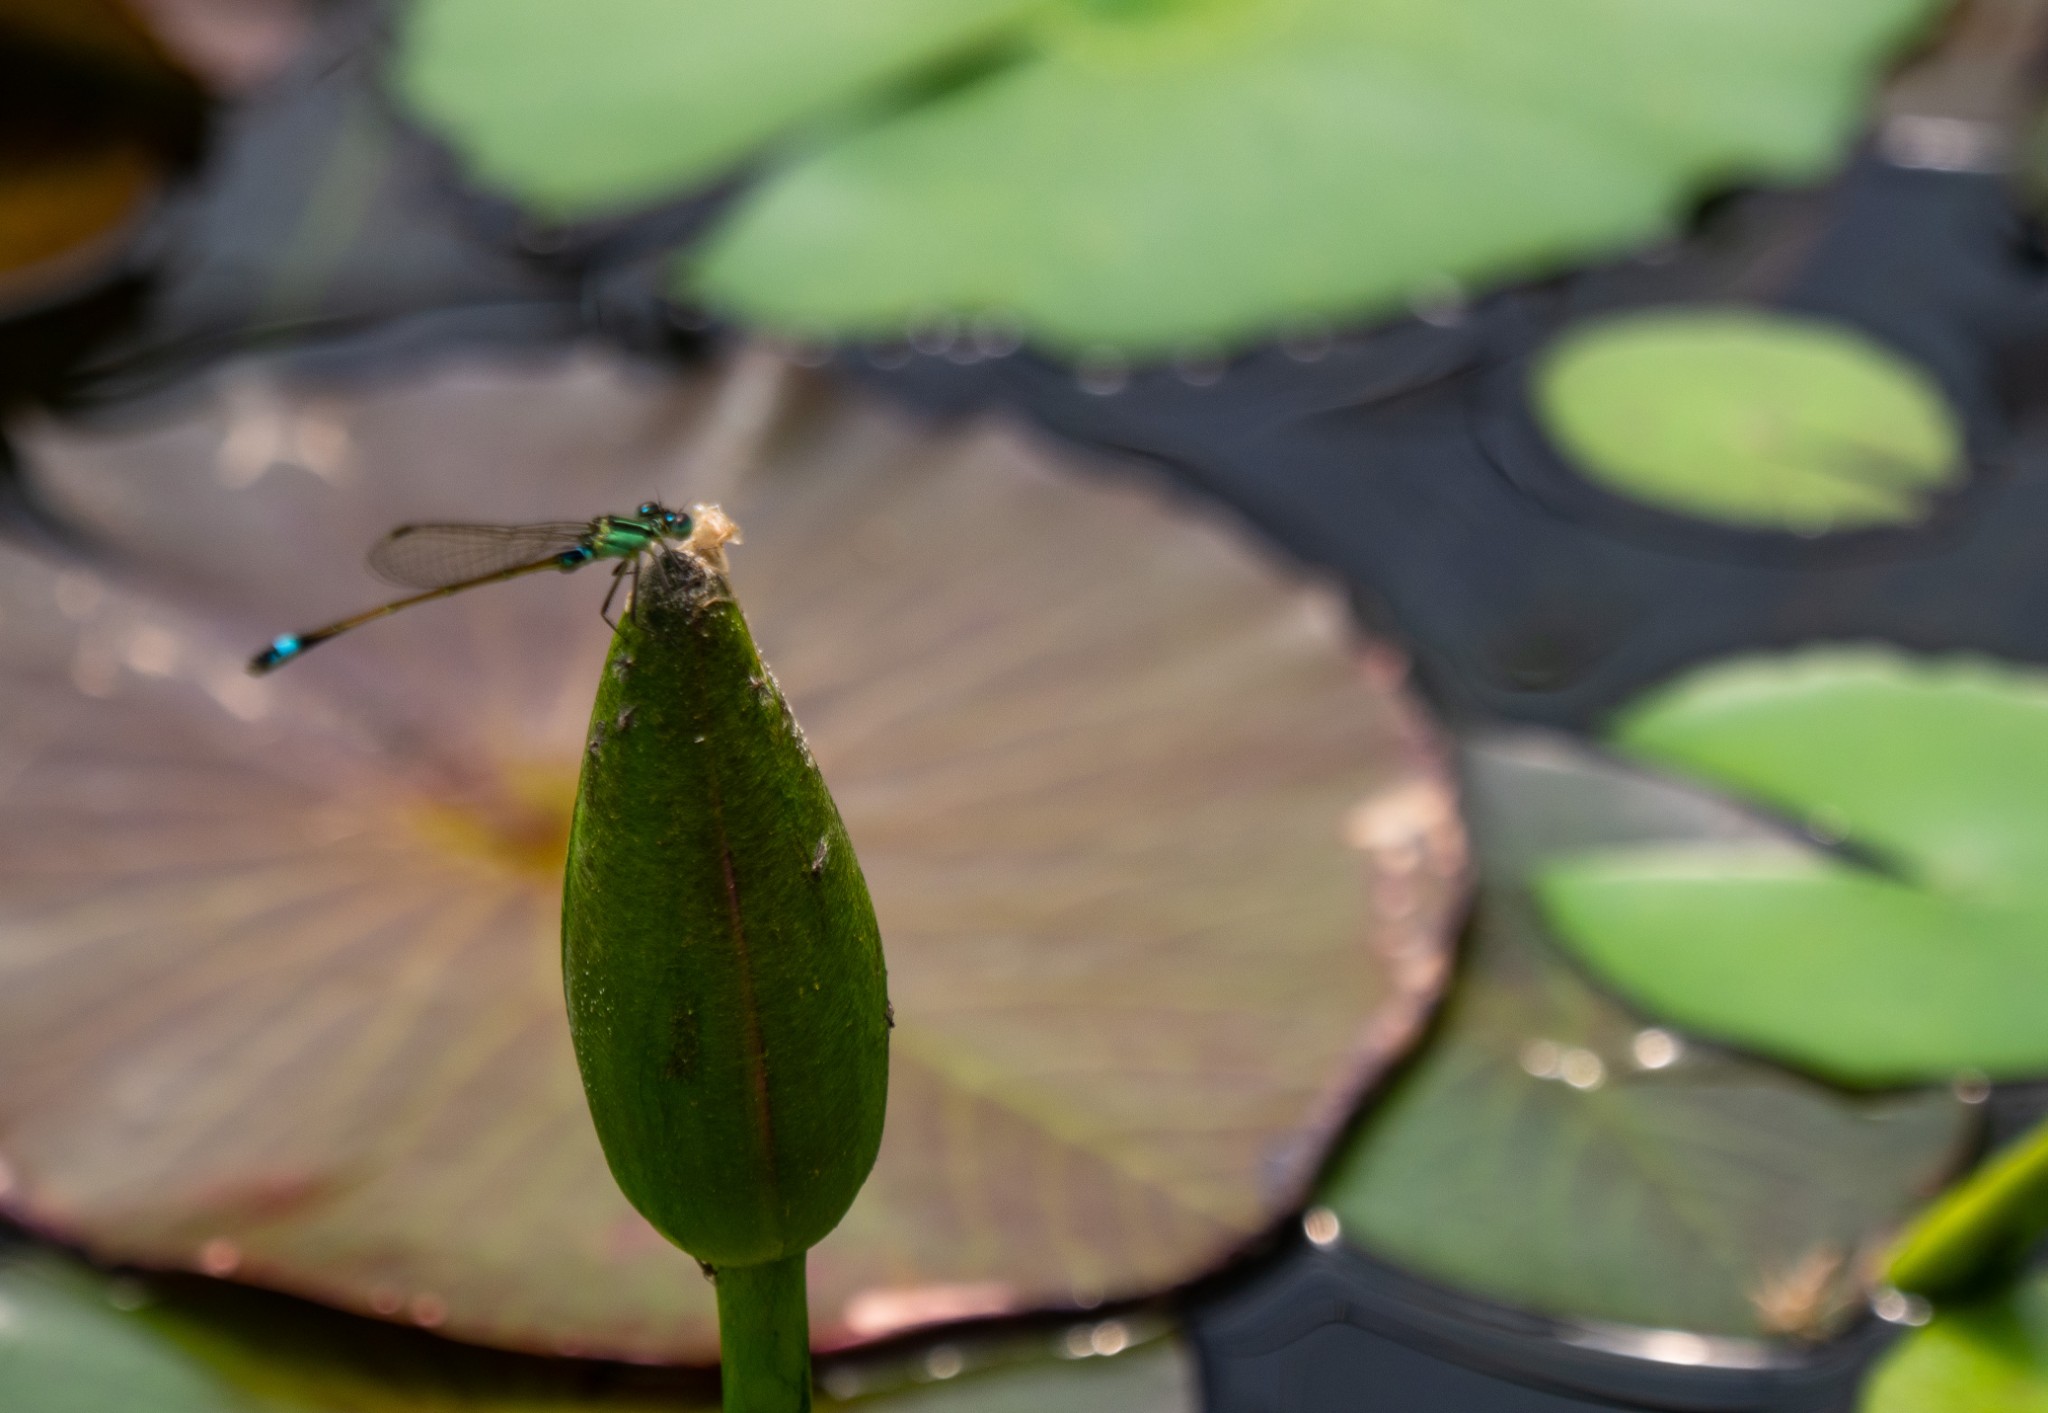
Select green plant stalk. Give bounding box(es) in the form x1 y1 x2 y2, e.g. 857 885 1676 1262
563 529 889 1412
716 1255 811 1413
1886 1116 2048 1304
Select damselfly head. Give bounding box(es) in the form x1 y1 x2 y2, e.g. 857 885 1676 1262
636 502 693 536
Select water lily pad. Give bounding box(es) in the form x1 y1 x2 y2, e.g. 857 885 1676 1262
693 0 1938 353
0 1251 706 1411
1865 1274 2048 1413
0 1249 1194 1410
1320 733 1969 1338
0 1257 251 1413
0 352 1459 1361
1538 648 2048 1085
390 0 1038 217
1531 310 1965 533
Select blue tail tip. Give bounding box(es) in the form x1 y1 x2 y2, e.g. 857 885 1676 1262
249 634 301 674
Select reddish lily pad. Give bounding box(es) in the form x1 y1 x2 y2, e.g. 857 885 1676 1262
0 354 1460 1360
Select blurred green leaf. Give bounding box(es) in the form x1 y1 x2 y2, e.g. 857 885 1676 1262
1322 734 1969 1338
0 1250 1194 1412
1865 1274 2048 1413
146 1280 709 1413
390 0 1937 352
1538 649 2048 1084
391 0 1039 216
0 1258 252 1413
1888 1119 2048 1303
693 0 1938 352
1533 310 1964 533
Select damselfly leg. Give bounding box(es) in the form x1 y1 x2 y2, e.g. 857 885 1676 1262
600 559 632 629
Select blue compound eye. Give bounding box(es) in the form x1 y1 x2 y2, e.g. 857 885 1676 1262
636 501 659 517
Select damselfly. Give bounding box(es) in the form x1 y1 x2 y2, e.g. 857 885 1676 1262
249 502 698 674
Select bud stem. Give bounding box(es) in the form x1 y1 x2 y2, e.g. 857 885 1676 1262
715 1254 812 1413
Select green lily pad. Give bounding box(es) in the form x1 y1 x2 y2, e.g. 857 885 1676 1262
1865 1274 2048 1413
692 0 1938 353
1532 310 1965 533
0 1249 1194 1411
1538 648 2048 1084
390 0 1038 217
1321 733 1969 1338
0 1258 252 1413
1 353 1458 1361
0 1252 710 1412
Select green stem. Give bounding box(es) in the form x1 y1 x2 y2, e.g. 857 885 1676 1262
716 1253 811 1413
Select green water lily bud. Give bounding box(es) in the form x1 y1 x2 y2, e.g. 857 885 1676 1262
562 522 889 1270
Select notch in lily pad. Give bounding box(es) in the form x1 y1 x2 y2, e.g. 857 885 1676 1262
1532 310 1966 535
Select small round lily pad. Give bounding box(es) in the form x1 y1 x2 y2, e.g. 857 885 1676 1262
1532 310 1965 533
